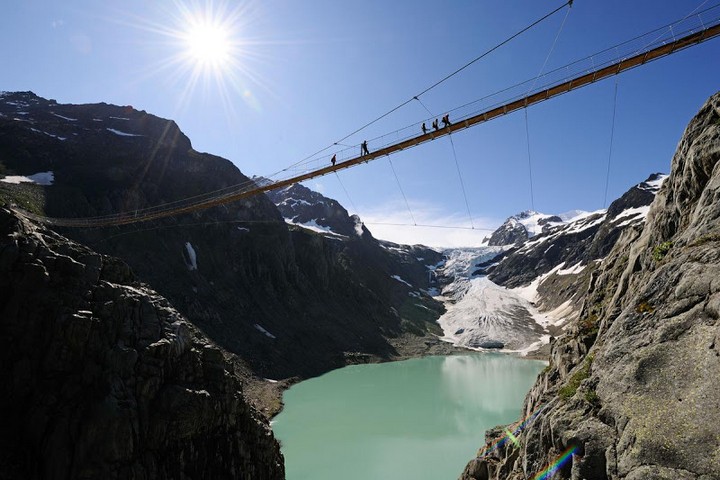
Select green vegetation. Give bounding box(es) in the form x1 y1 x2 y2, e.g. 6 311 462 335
0 183 47 215
559 355 594 400
578 313 600 337
652 241 673 262
584 389 600 407
690 232 720 247
635 301 655 315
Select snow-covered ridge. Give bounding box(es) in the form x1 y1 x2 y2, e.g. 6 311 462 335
639 173 668 192
511 210 563 237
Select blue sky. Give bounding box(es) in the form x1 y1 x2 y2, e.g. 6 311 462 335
2 0 720 246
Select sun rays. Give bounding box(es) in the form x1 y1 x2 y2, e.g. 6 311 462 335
117 0 273 118
183 21 232 68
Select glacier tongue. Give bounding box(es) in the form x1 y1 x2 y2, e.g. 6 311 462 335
436 248 549 352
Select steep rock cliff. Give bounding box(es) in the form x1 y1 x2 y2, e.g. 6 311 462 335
461 93 720 479
0 92 443 387
0 207 284 479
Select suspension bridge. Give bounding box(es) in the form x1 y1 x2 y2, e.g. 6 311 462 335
15 3 720 229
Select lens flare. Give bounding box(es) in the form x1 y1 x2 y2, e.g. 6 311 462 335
531 445 579 480
475 404 545 458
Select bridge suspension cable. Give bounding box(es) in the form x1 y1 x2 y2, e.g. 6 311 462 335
524 2 572 212
17 6 720 228
282 0 574 174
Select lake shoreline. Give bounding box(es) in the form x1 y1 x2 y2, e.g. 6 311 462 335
272 352 547 480
245 331 549 419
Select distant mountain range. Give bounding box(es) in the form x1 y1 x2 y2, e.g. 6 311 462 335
431 173 666 354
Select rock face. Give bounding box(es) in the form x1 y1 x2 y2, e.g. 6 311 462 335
265 181 369 238
480 175 665 331
0 91 443 383
489 175 665 290
0 207 284 479
486 211 563 246
460 93 720 479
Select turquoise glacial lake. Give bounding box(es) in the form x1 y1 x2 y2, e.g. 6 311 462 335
272 354 545 480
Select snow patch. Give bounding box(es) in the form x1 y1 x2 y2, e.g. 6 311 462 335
284 218 347 238
107 128 142 137
30 128 66 141
353 216 364 236
109 116 131 120
557 262 585 276
640 174 668 192
391 275 412 287
612 205 650 227
184 242 198 271
1 171 54 186
51 112 77 121
544 300 579 328
280 197 311 207
558 209 593 222
254 324 276 339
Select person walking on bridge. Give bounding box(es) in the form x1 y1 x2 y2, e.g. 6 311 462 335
442 114 451 127
331 154 336 166
361 140 370 156
422 122 428 134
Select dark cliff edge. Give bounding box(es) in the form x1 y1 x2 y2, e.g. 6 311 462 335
0 207 284 479
0 91 446 416
460 93 720 479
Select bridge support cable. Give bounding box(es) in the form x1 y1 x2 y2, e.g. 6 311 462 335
448 135 475 229
387 158 417 226
19 16 720 229
286 0 574 172
523 4 572 212
414 97 435 117
334 171 361 216
524 110 536 211
603 79 620 208
364 221 495 232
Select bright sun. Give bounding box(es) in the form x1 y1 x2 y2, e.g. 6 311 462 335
133 1 267 113
184 23 231 67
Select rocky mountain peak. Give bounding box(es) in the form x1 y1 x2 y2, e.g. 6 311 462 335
605 172 667 219
486 210 564 246
0 90 191 152
265 181 371 239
